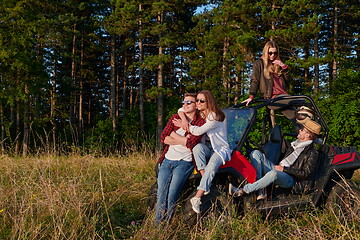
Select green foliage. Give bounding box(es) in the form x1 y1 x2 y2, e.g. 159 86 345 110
84 119 119 154
0 0 359 155
145 86 173 100
317 70 360 149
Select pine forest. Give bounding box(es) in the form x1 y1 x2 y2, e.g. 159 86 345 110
0 0 359 155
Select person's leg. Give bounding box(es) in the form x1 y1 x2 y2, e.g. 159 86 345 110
249 150 274 180
243 169 293 194
273 171 294 188
191 151 223 213
165 160 194 222
270 109 276 127
155 159 173 223
192 143 211 175
196 151 223 193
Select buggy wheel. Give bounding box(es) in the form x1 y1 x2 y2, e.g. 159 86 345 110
326 180 360 220
183 184 235 226
148 182 158 210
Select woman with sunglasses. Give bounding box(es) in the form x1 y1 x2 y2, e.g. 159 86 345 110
174 90 231 214
242 40 289 106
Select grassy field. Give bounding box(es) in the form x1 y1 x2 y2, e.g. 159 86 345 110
0 152 359 239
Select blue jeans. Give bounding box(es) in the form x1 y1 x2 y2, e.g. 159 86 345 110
155 158 194 223
243 150 294 194
193 143 224 192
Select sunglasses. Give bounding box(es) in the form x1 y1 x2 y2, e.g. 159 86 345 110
196 99 207 103
295 112 312 121
268 51 277 56
181 100 195 105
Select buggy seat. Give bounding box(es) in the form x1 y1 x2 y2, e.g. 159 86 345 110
263 125 284 164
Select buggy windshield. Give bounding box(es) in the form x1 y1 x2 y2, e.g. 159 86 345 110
224 108 255 151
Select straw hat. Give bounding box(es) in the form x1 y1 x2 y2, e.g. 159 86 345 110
302 119 321 135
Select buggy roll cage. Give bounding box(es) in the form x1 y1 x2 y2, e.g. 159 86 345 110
226 95 329 153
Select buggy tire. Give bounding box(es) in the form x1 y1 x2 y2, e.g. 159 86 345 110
183 184 234 226
326 180 360 220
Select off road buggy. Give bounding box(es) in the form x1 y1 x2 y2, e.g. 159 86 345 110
149 95 360 224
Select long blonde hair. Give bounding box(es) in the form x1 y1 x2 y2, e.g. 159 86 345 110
197 90 225 122
262 41 281 79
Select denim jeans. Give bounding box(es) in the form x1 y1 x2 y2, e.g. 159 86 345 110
193 143 224 192
155 158 194 223
243 150 294 194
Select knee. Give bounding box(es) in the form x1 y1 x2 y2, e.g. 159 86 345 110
267 170 278 181
193 143 205 155
250 150 262 159
250 150 263 163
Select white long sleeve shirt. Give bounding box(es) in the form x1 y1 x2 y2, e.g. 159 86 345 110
189 112 231 164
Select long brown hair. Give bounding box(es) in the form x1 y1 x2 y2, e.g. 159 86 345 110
198 90 225 122
262 41 281 79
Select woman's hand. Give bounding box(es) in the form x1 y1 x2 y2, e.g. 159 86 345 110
241 98 253 106
173 118 190 131
272 59 285 68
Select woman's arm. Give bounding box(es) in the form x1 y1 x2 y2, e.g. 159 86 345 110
177 107 190 131
249 60 261 97
189 120 220 136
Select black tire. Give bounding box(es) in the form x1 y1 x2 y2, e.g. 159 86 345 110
326 180 360 220
183 184 235 226
148 182 158 210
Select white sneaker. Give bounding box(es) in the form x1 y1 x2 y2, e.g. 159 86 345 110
190 197 201 214
256 194 267 200
204 190 210 195
228 183 245 197
256 188 267 200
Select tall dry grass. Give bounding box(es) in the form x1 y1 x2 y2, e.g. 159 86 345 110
0 151 359 239
0 151 156 239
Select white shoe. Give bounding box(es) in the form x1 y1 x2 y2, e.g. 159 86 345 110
228 183 245 197
256 194 267 200
204 190 210 195
256 189 267 200
190 197 201 214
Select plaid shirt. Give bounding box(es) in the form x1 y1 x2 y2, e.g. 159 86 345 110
158 113 206 164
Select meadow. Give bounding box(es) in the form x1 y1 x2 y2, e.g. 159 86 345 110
0 151 359 240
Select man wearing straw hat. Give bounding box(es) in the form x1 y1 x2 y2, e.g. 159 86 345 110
229 119 321 199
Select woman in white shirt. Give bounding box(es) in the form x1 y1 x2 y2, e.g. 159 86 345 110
174 90 231 214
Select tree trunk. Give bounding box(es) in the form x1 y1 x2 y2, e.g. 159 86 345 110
22 84 29 156
110 33 117 131
157 11 164 149
234 63 242 104
15 102 21 155
271 2 276 33
88 98 91 126
70 23 77 126
222 37 230 104
0 104 4 153
79 36 84 136
304 46 309 90
314 32 319 95
331 6 338 87
180 47 184 93
51 59 57 153
123 50 128 114
139 4 145 132
130 70 135 110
